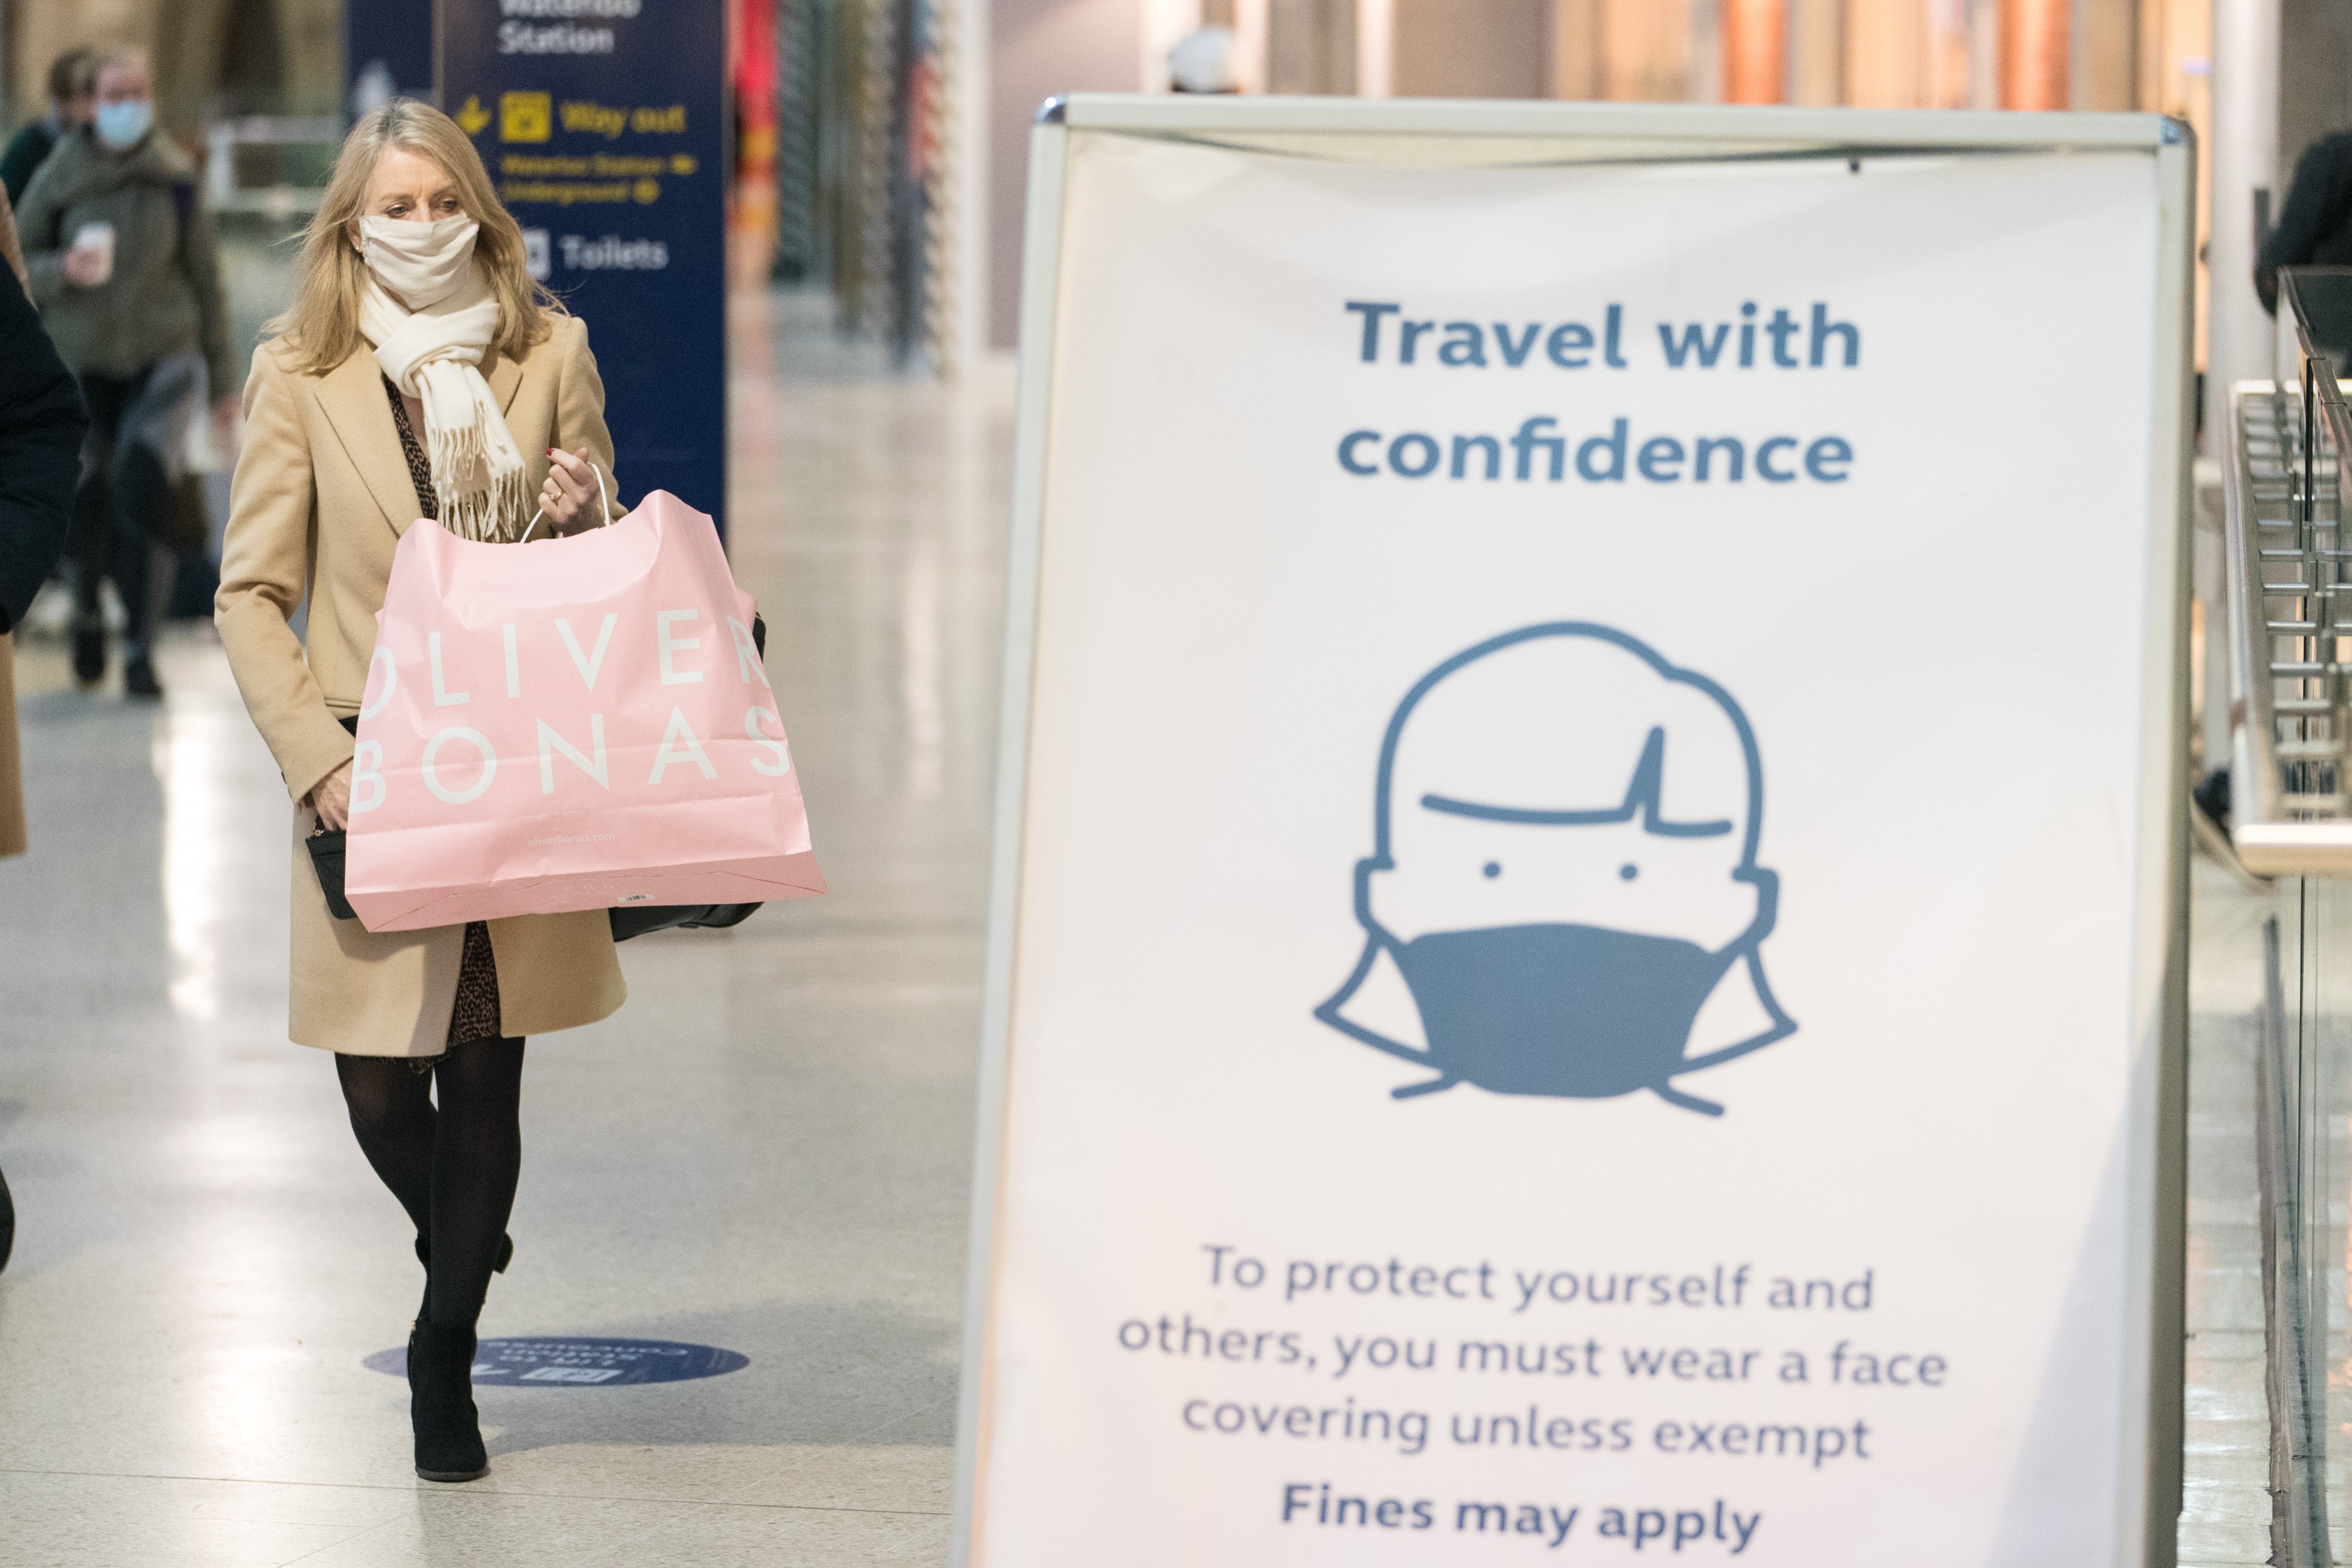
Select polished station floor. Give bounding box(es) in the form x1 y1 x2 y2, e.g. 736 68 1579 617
0 292 1010 1565
0 283 2286 1565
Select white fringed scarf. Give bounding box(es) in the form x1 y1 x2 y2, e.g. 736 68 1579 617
358 269 527 541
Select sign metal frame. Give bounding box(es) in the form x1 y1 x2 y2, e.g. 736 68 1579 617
953 94 2195 1568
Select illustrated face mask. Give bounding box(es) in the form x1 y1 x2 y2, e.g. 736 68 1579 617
1389 923 1737 1100
93 99 152 151
359 213 480 308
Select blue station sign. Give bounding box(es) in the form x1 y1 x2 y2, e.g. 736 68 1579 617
437 0 728 531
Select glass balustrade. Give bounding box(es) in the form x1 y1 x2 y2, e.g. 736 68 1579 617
2219 265 2352 1566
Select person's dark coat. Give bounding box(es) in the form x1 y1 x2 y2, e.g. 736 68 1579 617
0 118 61 209
0 265 88 631
2259 131 2352 313
16 127 234 398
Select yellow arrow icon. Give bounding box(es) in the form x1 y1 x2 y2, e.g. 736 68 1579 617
455 96 490 135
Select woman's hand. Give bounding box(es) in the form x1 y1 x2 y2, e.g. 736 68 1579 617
538 446 601 532
310 759 354 831
61 244 107 288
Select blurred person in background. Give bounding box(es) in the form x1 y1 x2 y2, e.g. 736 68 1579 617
0 179 99 1269
2259 128 2352 314
216 98 623 1485
1168 26 1240 94
0 48 95 208
1 182 89 851
17 47 235 700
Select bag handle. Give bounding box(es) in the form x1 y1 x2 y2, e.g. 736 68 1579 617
519 455 611 543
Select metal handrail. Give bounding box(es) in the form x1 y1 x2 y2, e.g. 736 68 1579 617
2224 270 2352 870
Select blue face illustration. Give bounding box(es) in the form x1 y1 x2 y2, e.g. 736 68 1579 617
1315 624 1794 1115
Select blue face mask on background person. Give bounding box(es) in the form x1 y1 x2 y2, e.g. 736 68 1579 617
93 99 152 151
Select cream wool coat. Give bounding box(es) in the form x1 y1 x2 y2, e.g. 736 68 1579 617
216 314 627 1055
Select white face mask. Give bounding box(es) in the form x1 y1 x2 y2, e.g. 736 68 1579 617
357 213 480 308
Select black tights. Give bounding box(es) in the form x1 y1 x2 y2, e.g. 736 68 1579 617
334 1039 525 1328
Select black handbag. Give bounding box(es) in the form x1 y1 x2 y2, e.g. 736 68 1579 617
608 901 762 941
307 617 770 942
306 716 364 921
306 819 358 920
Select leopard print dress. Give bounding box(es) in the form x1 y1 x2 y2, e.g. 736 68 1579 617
387 376 505 1055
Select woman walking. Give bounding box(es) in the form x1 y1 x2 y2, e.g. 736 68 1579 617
215 100 626 1482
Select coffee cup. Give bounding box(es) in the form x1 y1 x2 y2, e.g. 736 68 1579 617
71 221 115 287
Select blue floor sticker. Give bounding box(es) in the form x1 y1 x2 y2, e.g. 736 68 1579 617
365 1336 750 1386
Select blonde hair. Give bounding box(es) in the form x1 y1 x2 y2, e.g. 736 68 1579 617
266 100 563 375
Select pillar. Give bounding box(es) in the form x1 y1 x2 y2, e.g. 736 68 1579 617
988 0 1140 350
1722 0 1787 103
2206 0 2277 412
1998 0 2069 109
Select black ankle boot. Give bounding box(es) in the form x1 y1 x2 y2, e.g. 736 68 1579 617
407 1320 489 1482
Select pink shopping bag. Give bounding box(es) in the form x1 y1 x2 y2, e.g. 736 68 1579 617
344 490 826 932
